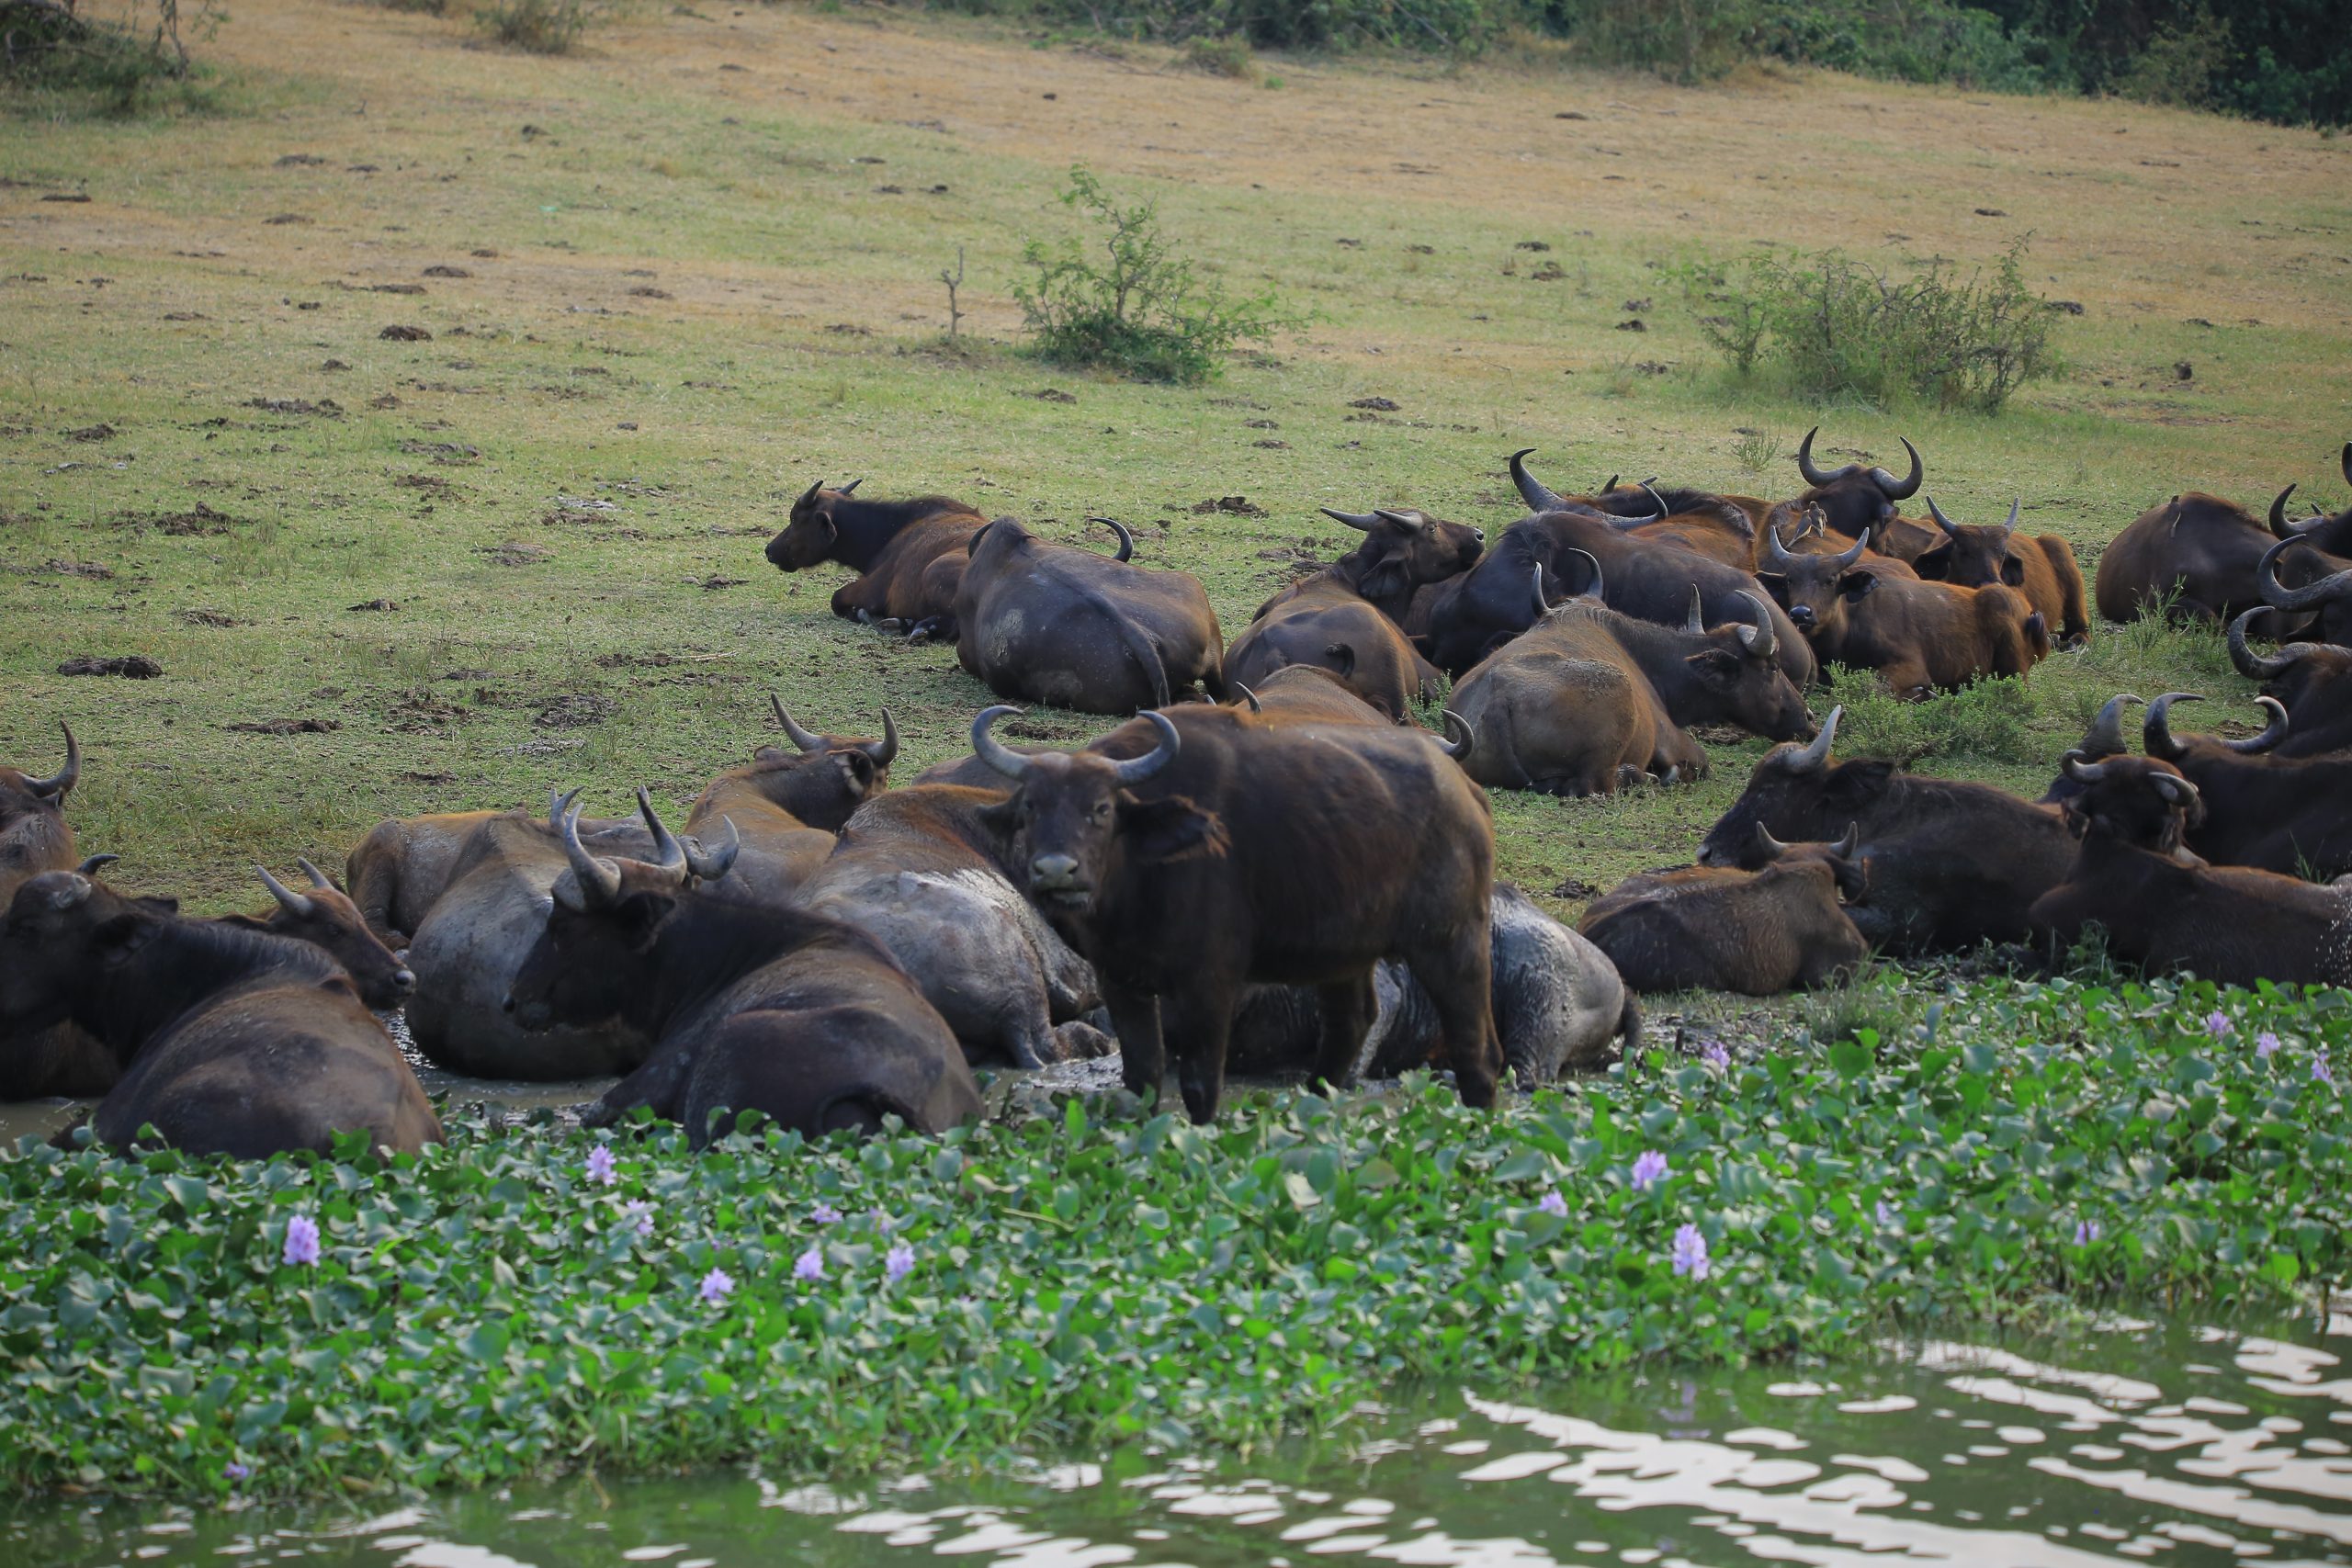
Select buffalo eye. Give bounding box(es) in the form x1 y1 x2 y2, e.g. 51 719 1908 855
1091 801 1113 821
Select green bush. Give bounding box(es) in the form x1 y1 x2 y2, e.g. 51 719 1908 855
0 0 209 114
1016 166 1295 385
1673 238 2059 414
1182 32 1255 76
476 0 604 53
1835 672 2046 765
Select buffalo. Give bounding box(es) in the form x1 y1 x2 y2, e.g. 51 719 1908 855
345 793 643 950
2227 611 2352 756
680 695 895 898
0 725 112 1100
2037 692 2144 806
0 869 441 1156
1792 426 1925 540
955 517 1226 713
763 479 986 637
1756 525 2047 698
2140 693 2352 877
2093 482 2348 630
504 795 981 1145
796 784 1112 1068
2030 754 2352 987
1697 707 2076 953
1579 824 1870 995
971 703 1501 1122
221 861 417 1012
2249 533 2352 649
1916 496 2091 647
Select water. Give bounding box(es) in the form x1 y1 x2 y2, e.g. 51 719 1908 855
11 1312 2351 1568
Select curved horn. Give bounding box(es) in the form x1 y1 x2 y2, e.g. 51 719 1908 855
684 816 741 883
2257 535 2352 613
1528 564 1551 619
1752 820 1793 859
1373 509 1430 533
2080 693 2143 758
1783 705 1840 773
557 796 622 908
2148 771 2203 812
1319 507 1381 532
1871 437 1924 500
2269 485 2300 539
860 708 899 767
1732 589 1777 660
1926 495 1962 539
1685 586 1705 634
796 478 825 509
1624 483 1667 524
1832 532 1869 571
837 478 864 495
1091 516 1135 562
1509 448 1569 512
2062 752 2114 784
973 705 1035 780
25 722 79 800
1834 821 1860 859
634 786 689 878
548 785 583 828
1233 682 1261 715
1765 523 1799 570
2224 695 2290 754
1567 548 1603 602
1795 426 1834 489
1438 709 1475 760
2342 442 2351 492
2226 607 2315 680
74 852 119 877
47 874 95 910
256 863 318 919
1999 498 2020 537
769 694 829 755
297 857 335 891
1110 710 1180 786
2142 692 2203 761
1601 473 1620 493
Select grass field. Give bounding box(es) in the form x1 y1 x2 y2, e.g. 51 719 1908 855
5 0 2350 922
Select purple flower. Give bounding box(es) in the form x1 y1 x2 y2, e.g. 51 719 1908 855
2256 1032 2280 1061
885 1243 915 1282
1670 1224 1711 1280
697 1267 734 1305
2075 1219 2101 1246
1701 1040 1731 1070
223 1461 251 1483
794 1245 825 1282
584 1145 616 1187
871 1208 895 1233
1538 1189 1568 1219
1629 1150 1669 1191
281 1214 320 1269
2204 1010 2232 1039
1875 1199 1899 1227
624 1199 654 1238
2315 1053 2335 1087
811 1201 843 1225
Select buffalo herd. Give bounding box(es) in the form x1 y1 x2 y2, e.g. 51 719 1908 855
6 434 2348 1157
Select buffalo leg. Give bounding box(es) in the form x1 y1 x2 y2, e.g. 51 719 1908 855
1102 981 1166 1101
1405 927 1502 1111
1161 987 1237 1125
1310 974 1376 1092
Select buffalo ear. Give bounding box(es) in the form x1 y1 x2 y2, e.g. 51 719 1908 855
834 751 877 795
1755 572 1792 608
1116 793 1226 863
92 912 158 966
615 891 677 951
1357 553 1411 604
1821 759 1895 810
1831 854 1870 904
1914 546 1951 581
1999 555 2026 587
752 745 787 763
1838 570 1878 600
1685 649 1743 686
136 896 180 915
976 795 1023 843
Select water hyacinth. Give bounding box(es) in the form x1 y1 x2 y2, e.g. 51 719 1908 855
794 1246 825 1282
885 1243 915 1282
223 1461 251 1483
1875 1199 1899 1228
2075 1219 2102 1246
624 1199 654 1238
2316 1053 2335 1087
1630 1150 1669 1191
810 1202 843 1226
2205 1010 2232 1040
280 1214 320 1269
1538 1189 1568 1219
697 1267 735 1306
1701 1040 1731 1070
1670 1224 1711 1280
2257 1032 2280 1061
872 1209 895 1233
584 1145 617 1187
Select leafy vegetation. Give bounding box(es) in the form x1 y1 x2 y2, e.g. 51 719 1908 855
4 974 2346 1501
1016 166 1295 385
0 0 214 116
474 0 605 54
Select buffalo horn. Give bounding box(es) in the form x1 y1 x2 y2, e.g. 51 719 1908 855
557 796 622 908
2259 534 2352 612
1831 532 1868 571
2080 692 2143 757
2225 695 2291 754
1685 586 1705 633
1233 683 1261 715
1732 589 1777 660
1568 547 1604 601
861 708 900 768
1926 495 1962 539
256 863 317 919
838 478 864 495
2000 498 2021 537
548 786 583 828
298 858 335 891
1091 516 1135 562
1508 448 1570 512
634 787 690 879
74 853 119 876
1110 710 1181 785
1795 426 1834 488
1528 564 1552 619
2225 607 2318 680
2269 484 2301 538
1373 509 1430 534
769 694 830 755
1752 821 1793 859
796 478 825 510
2142 692 2203 761
1765 523 1800 570
2148 771 2202 812
684 816 741 883
1319 507 1382 531
25 721 79 800
1784 705 1841 773
972 705 1034 780
1834 821 1861 858
1601 473 1620 493
2061 752 2113 784
1871 437 1924 500
1438 709 1475 760
48 874 95 910
1622 483 1667 524
2342 443 2352 491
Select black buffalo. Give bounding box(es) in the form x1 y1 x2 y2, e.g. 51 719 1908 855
763 479 986 637
2227 611 2352 757
1791 426 1925 539
2140 693 2352 877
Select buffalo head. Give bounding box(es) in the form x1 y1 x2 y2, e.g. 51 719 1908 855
2056 754 2204 855
1915 496 2030 589
1686 589 1816 743
1751 819 1869 903
242 860 415 1010
1320 504 1484 604
1696 707 1895 868
1 722 80 819
764 476 865 572
2141 692 2290 763
1793 426 1922 537
0 867 179 1032
1755 523 1870 640
746 693 899 827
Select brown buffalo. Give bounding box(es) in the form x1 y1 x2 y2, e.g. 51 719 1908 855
220 861 416 1011
1579 824 1870 995
2030 754 2352 987
0 870 441 1156
0 726 109 1100
1792 426 1925 539
2093 484 2347 630
763 479 986 637
955 517 1225 713
679 695 895 899
2249 533 2352 649
2140 693 2352 877
1915 496 2091 647
2227 611 2352 756
1757 525 2047 698
504 795 981 1145
972 703 1500 1122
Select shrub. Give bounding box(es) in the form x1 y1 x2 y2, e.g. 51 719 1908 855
477 0 603 53
1834 672 2046 765
0 0 211 114
1671 238 2059 414
1015 165 1295 385
1182 33 1254 77
2111 5 2232 108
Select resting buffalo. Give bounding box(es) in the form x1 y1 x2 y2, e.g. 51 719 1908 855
1791 426 1925 540
0 725 111 1100
1579 824 1870 995
219 861 416 1011
2092 484 2347 630
955 517 1225 714
1757 525 2047 698
2037 692 2144 806
504 796 981 1145
0 870 441 1156
972 703 1500 1122
2227 612 2352 757
345 793 641 949
2140 693 2352 877
1697 707 2075 953
797 784 1111 1068
2030 754 2352 987
1591 482 1758 569
679 695 893 899
763 479 986 637
1231 886 1638 1085
1226 508 1471 719
2249 533 2352 649
1916 496 2091 647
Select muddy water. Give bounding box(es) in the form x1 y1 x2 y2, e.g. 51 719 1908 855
10 1313 2350 1567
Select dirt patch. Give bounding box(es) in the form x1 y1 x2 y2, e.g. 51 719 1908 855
247 397 343 416
393 473 451 492
347 598 400 612
226 717 340 734
178 608 247 627
380 324 433 342
65 423 115 442
481 542 549 566
126 502 240 536
59 655 163 678
31 559 114 580
534 694 616 728
1193 495 1266 516
423 265 472 278
398 440 479 464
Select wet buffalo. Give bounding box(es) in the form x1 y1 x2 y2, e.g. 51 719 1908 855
220 861 416 1011
972 703 1500 1122
1915 496 2091 647
0 870 441 1156
679 695 895 899
955 518 1225 713
1579 824 1870 995
1756 525 2047 698
797 784 1112 1069
2226 612 2352 757
504 795 981 1145
1697 707 2075 953
763 479 986 637
2140 693 2352 878
1791 426 1925 540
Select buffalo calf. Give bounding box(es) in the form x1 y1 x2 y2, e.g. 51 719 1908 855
1580 826 1869 995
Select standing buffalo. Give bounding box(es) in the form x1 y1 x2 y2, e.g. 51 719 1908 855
1915 496 2091 647
972 703 1501 1122
1579 825 1870 995
955 518 1226 713
1792 427 1925 539
2140 693 2352 877
763 479 987 637
1697 708 2076 953
2227 611 2352 756
1756 525 2047 698
0 870 441 1156
505 796 981 1145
